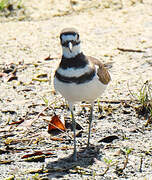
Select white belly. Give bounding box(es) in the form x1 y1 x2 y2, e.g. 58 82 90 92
54 73 107 104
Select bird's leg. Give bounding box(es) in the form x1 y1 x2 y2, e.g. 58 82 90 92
87 103 93 148
71 108 77 161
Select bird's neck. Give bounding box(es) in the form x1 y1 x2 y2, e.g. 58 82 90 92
60 52 88 69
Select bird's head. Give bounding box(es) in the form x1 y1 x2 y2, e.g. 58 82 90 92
60 28 81 58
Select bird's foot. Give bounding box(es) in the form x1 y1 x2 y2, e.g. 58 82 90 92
72 151 77 161
67 151 77 162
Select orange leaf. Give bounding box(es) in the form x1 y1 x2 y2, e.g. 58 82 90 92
10 119 24 125
21 151 43 159
21 150 54 159
48 115 65 132
50 137 64 141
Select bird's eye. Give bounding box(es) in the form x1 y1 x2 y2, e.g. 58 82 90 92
77 34 79 40
72 41 77 45
62 41 69 47
72 40 80 45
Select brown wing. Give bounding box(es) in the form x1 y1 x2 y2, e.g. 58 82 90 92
87 56 111 85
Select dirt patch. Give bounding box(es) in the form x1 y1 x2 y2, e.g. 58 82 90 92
0 0 152 179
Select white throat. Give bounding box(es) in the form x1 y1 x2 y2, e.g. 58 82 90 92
62 44 81 58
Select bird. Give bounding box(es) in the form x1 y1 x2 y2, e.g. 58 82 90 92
54 28 111 161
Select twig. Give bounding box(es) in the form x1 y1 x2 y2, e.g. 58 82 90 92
29 96 63 127
100 162 117 176
44 55 60 61
145 117 152 127
127 81 137 100
139 156 143 172
117 47 145 53
29 106 49 127
122 154 129 170
99 99 133 104
100 165 110 176
116 153 129 175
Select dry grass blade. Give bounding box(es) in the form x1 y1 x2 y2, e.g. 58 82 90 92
117 47 145 53
27 96 63 128
139 156 143 172
128 80 152 126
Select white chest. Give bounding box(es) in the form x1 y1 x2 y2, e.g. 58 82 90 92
54 72 107 104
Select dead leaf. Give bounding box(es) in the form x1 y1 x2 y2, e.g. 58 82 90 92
23 155 45 162
4 74 18 82
98 135 119 143
36 73 48 78
10 119 24 125
122 110 131 114
20 88 33 92
117 47 145 53
21 151 43 159
48 115 66 132
44 55 54 61
26 167 46 174
21 150 54 159
2 110 17 114
50 137 64 141
32 78 48 82
0 160 14 164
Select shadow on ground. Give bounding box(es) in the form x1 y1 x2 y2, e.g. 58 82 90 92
46 144 103 178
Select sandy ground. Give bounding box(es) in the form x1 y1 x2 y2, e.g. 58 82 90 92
0 0 152 179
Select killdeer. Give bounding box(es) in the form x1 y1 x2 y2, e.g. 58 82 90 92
54 28 111 161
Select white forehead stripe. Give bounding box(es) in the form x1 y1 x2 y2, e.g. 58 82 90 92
62 34 77 42
57 64 91 78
